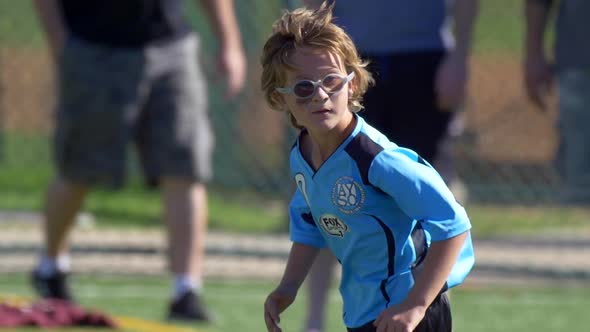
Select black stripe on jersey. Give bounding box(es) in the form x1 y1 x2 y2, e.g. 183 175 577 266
370 214 395 306
411 222 428 269
374 217 396 277
417 155 428 166
380 280 391 307
344 132 384 185
291 129 309 151
290 138 298 151
301 212 316 227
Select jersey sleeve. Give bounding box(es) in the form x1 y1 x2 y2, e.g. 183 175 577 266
288 189 326 248
369 147 471 241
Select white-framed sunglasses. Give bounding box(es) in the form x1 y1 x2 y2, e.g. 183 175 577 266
275 72 355 99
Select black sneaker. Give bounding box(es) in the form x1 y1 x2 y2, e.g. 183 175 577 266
168 291 213 323
31 270 74 301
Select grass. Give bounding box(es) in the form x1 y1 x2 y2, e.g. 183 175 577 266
0 183 286 234
0 132 287 233
0 0 44 46
472 0 524 54
2 133 590 237
0 274 589 332
468 205 590 237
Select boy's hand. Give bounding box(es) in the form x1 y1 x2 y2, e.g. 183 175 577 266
373 303 427 332
263 287 296 332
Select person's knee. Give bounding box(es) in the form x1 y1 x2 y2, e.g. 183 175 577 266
161 177 205 190
51 177 90 196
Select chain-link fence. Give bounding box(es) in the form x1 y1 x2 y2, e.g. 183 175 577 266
0 0 563 216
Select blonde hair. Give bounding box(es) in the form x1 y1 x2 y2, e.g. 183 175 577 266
260 2 374 129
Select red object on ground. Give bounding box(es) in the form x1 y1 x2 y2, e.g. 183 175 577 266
0 298 117 328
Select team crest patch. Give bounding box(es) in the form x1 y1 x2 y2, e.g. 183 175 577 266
332 176 365 214
319 214 349 237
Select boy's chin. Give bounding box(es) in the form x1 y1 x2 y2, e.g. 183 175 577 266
307 119 343 133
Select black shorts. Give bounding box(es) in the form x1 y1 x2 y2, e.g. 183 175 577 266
360 50 453 162
347 292 452 332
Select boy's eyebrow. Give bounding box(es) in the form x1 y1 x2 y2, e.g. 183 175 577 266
293 73 312 80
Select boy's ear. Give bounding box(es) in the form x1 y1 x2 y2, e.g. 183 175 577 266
271 90 288 110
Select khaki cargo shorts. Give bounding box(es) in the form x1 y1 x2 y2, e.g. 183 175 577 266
53 34 213 187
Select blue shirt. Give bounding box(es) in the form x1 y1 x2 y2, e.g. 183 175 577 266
289 115 474 328
330 0 453 54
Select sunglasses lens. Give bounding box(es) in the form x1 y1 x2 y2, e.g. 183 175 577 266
293 81 316 98
322 75 346 93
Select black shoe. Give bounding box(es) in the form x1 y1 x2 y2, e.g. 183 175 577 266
31 270 74 301
168 291 213 323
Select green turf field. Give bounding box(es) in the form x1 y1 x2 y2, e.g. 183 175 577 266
0 274 588 332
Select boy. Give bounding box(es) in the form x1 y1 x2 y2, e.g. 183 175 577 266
260 3 474 332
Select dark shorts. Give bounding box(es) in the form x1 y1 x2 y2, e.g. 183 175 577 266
360 50 453 162
54 34 212 187
556 68 590 203
347 292 452 332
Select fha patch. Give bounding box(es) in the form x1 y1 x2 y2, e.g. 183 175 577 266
319 214 349 237
332 176 365 214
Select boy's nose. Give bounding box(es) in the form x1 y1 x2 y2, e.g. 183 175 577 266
312 85 329 102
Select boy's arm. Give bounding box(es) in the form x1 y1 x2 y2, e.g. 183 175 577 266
264 243 319 331
374 232 468 330
197 0 246 99
278 242 319 292
523 0 555 110
32 0 67 59
400 232 468 308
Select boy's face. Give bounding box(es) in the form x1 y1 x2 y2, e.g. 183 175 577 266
281 47 354 133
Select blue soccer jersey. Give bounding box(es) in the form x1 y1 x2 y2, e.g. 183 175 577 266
288 115 475 328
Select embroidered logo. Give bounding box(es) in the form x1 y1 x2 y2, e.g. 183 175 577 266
332 176 365 214
319 214 349 237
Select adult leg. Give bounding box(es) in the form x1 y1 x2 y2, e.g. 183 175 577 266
304 248 337 332
433 112 469 204
33 37 141 300
359 55 395 136
557 68 590 204
162 178 208 290
367 51 452 163
32 178 88 301
44 179 88 258
163 178 213 322
139 34 213 321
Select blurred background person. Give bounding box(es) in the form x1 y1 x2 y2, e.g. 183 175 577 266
523 0 590 205
31 0 246 322
300 1 478 331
